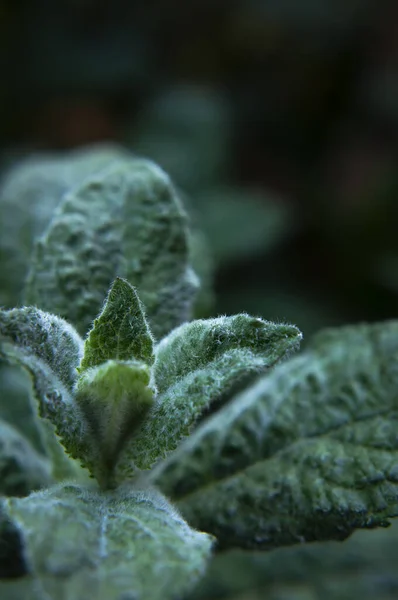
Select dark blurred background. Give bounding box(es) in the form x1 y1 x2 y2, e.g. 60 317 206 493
2 0 398 339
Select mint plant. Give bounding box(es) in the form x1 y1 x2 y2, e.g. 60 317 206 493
1 152 398 600
0 278 300 599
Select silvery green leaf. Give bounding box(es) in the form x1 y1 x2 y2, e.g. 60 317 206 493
79 278 154 372
0 308 88 479
152 321 398 550
115 316 301 479
0 419 52 497
0 145 127 308
0 355 77 482
153 315 301 394
25 158 198 339
0 483 213 600
0 342 88 482
0 306 83 390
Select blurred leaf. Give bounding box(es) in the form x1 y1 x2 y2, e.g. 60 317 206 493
127 85 232 191
195 186 293 266
25 158 198 339
0 419 51 497
192 522 398 600
0 145 127 307
0 307 87 480
0 305 83 390
0 483 213 600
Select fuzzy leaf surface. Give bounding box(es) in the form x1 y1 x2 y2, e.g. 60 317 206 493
0 307 83 390
79 278 154 372
0 483 213 600
75 360 154 487
0 308 89 478
115 316 301 479
153 314 301 394
0 145 128 308
0 420 52 497
0 342 89 481
151 321 398 550
25 159 198 338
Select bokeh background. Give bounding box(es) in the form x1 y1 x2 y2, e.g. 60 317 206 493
2 0 398 339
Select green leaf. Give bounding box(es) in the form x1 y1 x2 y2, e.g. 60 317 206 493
0 419 52 497
114 316 301 480
0 360 49 456
153 314 302 394
0 354 80 482
79 277 154 372
75 360 154 487
0 308 89 480
194 186 293 266
0 145 128 308
25 158 199 339
151 321 398 550
0 483 214 600
0 341 89 482
0 306 83 391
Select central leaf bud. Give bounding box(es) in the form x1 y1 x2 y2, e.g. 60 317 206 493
75 359 154 486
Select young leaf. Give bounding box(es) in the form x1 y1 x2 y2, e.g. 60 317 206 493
151 321 398 550
0 483 214 600
153 314 302 393
0 420 52 497
25 159 199 339
79 277 154 372
114 316 301 480
75 360 154 487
